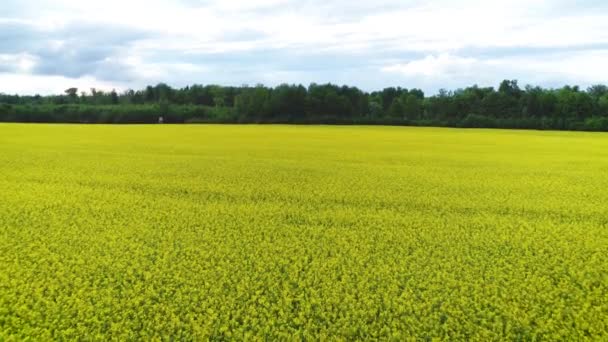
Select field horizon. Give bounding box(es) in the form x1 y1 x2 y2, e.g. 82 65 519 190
5 121 608 133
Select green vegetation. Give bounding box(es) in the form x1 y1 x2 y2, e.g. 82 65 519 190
1 124 607 340
2 81 608 131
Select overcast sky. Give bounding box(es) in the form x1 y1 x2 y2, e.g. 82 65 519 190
1 0 608 95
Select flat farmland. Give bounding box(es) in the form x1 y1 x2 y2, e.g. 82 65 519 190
0 124 607 340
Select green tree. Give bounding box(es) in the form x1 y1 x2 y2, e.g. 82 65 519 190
110 90 119 105
402 94 423 120
235 86 270 119
388 97 405 118
599 95 608 116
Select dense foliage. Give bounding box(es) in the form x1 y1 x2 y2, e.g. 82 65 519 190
2 81 608 130
1 124 607 340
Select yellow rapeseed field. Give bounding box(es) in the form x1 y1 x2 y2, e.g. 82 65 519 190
1 124 607 340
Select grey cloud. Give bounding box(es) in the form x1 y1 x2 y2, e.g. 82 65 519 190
0 20 151 79
0 64 15 73
0 20 49 53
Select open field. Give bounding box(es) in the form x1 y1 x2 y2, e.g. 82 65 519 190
1 124 607 340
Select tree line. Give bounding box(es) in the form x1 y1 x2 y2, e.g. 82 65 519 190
2 80 608 131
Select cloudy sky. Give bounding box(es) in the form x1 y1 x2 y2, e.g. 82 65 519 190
1 0 608 95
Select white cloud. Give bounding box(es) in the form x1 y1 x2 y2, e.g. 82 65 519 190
0 53 39 73
1 0 608 94
0 73 123 95
381 49 608 92
382 54 478 78
486 50 608 85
